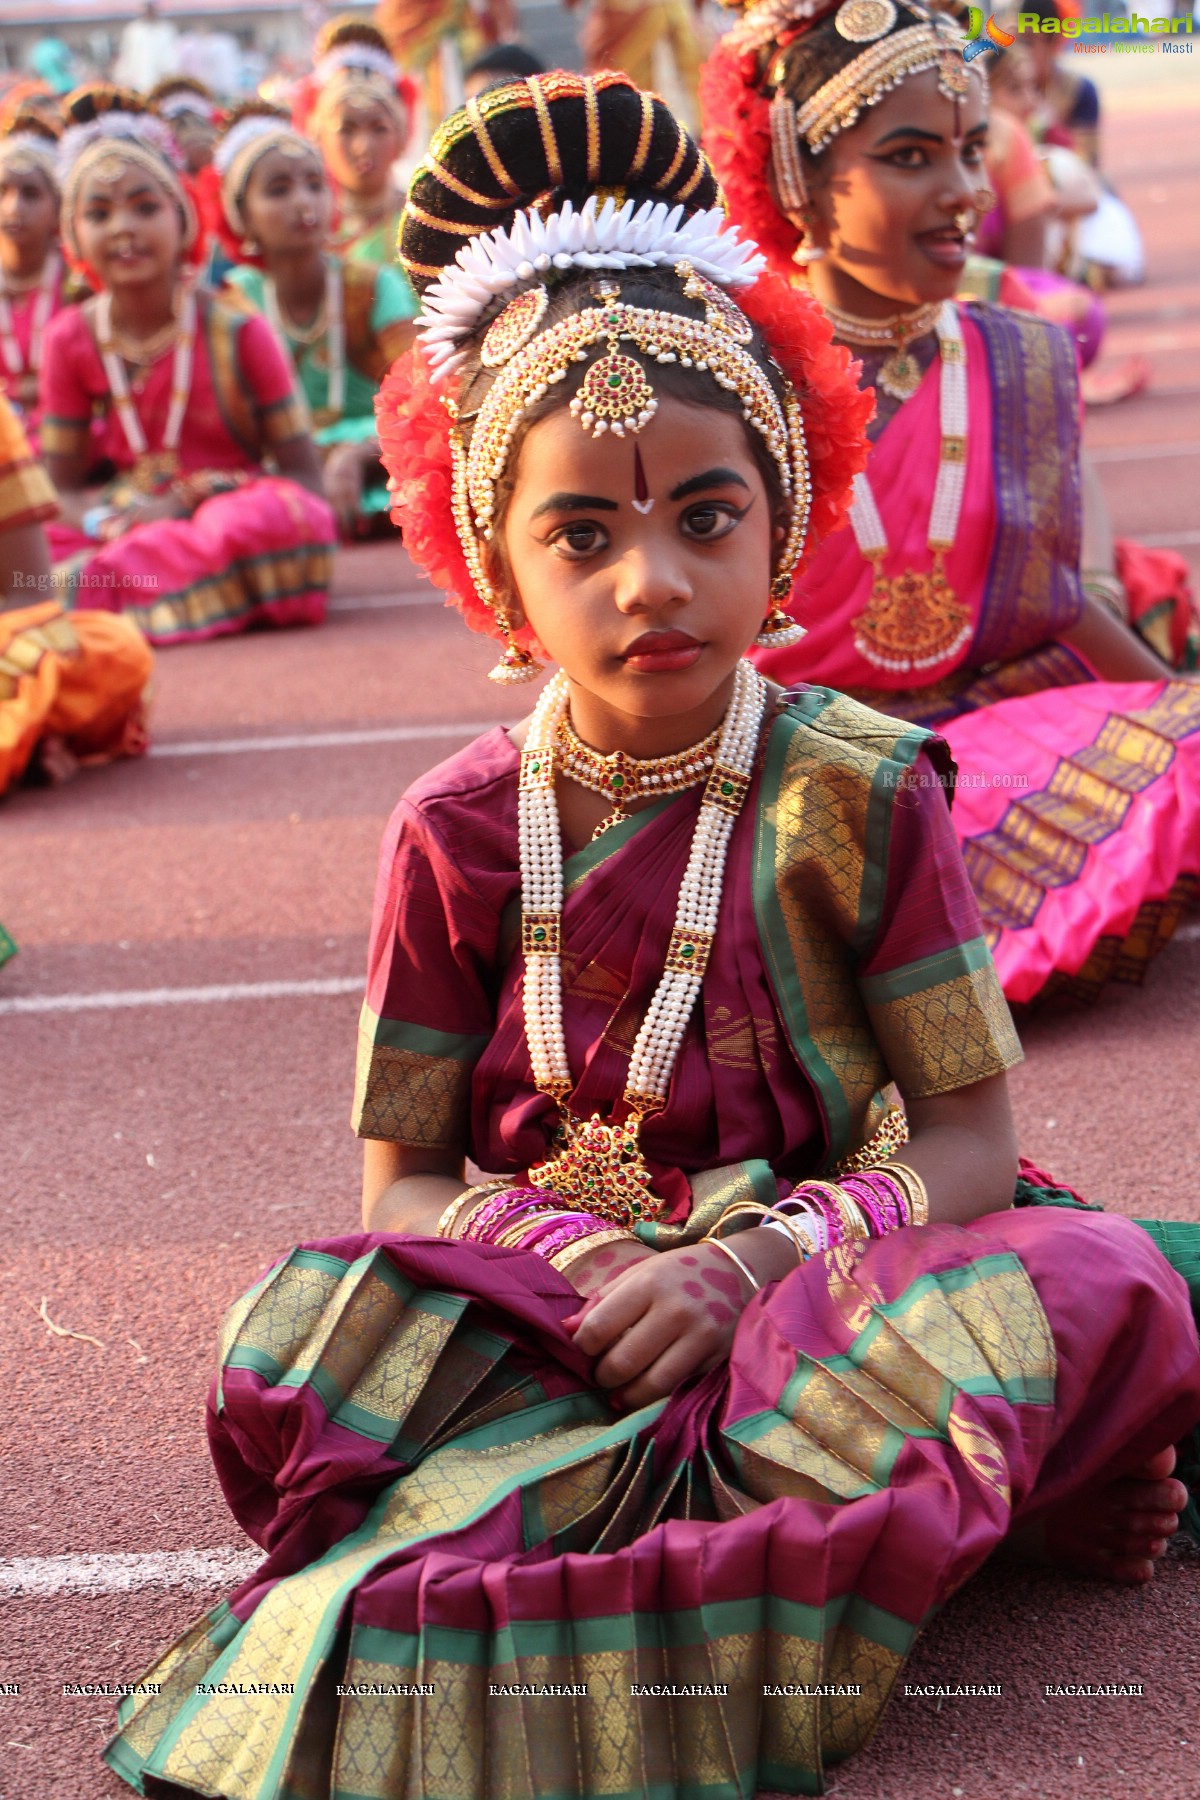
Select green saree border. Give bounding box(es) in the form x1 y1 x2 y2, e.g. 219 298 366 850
751 690 930 1160
857 934 992 1006
497 789 684 952
356 1007 489 1064
124 1390 650 1796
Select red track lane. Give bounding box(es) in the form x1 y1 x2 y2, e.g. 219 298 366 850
1 73 1198 1800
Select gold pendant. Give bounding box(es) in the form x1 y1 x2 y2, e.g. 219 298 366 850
131 449 180 495
853 558 973 674
877 346 924 403
528 1110 660 1228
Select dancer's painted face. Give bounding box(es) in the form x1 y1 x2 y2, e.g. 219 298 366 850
0 165 59 255
242 146 333 254
805 67 990 306
324 98 404 198
73 160 184 289
499 394 780 745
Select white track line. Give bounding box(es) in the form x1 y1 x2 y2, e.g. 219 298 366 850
151 721 504 758
327 592 439 613
0 976 362 1017
1175 919 1200 944
0 1548 260 1599
1088 441 1200 463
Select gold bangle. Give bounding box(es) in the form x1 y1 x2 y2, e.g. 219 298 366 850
886 1162 930 1227
831 1188 871 1242
708 1200 778 1238
703 1237 761 1294
434 1187 480 1239
550 1228 633 1273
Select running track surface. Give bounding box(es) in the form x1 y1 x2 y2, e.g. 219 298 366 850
3 72 1199 1800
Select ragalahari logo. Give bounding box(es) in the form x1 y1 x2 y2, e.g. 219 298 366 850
963 6 1017 57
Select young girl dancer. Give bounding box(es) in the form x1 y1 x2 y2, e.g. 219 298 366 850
41 87 336 647
702 0 1200 1004
105 76 1199 1799
219 103 417 532
0 109 67 440
297 16 420 272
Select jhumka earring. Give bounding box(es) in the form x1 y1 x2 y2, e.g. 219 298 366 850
488 616 544 685
755 601 806 649
240 235 259 256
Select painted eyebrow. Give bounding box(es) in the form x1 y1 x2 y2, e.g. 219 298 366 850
669 467 751 501
530 491 619 519
873 123 988 147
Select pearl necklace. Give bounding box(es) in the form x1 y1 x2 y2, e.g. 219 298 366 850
847 300 973 675
823 296 941 402
265 256 345 418
0 251 59 387
520 659 767 1226
556 712 721 838
96 286 197 494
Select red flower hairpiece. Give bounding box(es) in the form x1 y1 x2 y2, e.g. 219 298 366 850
700 44 802 280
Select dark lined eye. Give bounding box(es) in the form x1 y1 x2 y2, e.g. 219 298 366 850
682 502 745 541
548 521 608 558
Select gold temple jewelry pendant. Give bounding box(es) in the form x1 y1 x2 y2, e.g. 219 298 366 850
529 1111 659 1228
877 346 924 403
853 558 973 672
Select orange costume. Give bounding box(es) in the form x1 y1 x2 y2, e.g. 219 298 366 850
0 393 151 800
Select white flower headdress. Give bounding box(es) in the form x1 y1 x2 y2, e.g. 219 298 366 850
417 194 766 382
58 111 184 186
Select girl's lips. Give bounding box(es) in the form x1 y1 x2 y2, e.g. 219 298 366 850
620 632 703 673
916 231 968 269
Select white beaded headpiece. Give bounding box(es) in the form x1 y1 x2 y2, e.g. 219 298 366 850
59 111 183 187
59 112 195 257
157 91 214 123
417 195 766 382
314 42 399 85
215 115 321 234
0 131 60 192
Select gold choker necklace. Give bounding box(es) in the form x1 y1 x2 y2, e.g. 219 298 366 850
822 298 942 402
556 713 721 839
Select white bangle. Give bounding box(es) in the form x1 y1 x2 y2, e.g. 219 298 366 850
761 1217 820 1259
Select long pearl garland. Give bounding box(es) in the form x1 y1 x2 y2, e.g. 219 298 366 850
0 250 59 388
519 658 766 1116
847 300 971 673
96 285 197 485
849 299 966 565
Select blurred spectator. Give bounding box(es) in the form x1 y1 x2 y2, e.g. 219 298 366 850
114 2 180 95
177 28 244 102
29 37 76 97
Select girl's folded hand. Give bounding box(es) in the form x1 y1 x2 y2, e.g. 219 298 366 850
563 1243 760 1411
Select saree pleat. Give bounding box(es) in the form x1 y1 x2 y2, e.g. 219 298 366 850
107 1210 1200 1798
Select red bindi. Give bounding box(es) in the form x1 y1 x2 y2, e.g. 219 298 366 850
632 444 654 515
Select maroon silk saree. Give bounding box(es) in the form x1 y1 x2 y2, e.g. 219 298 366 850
105 694 1200 1797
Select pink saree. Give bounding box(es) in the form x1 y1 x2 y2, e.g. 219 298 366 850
753 303 1200 1003
40 295 336 646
